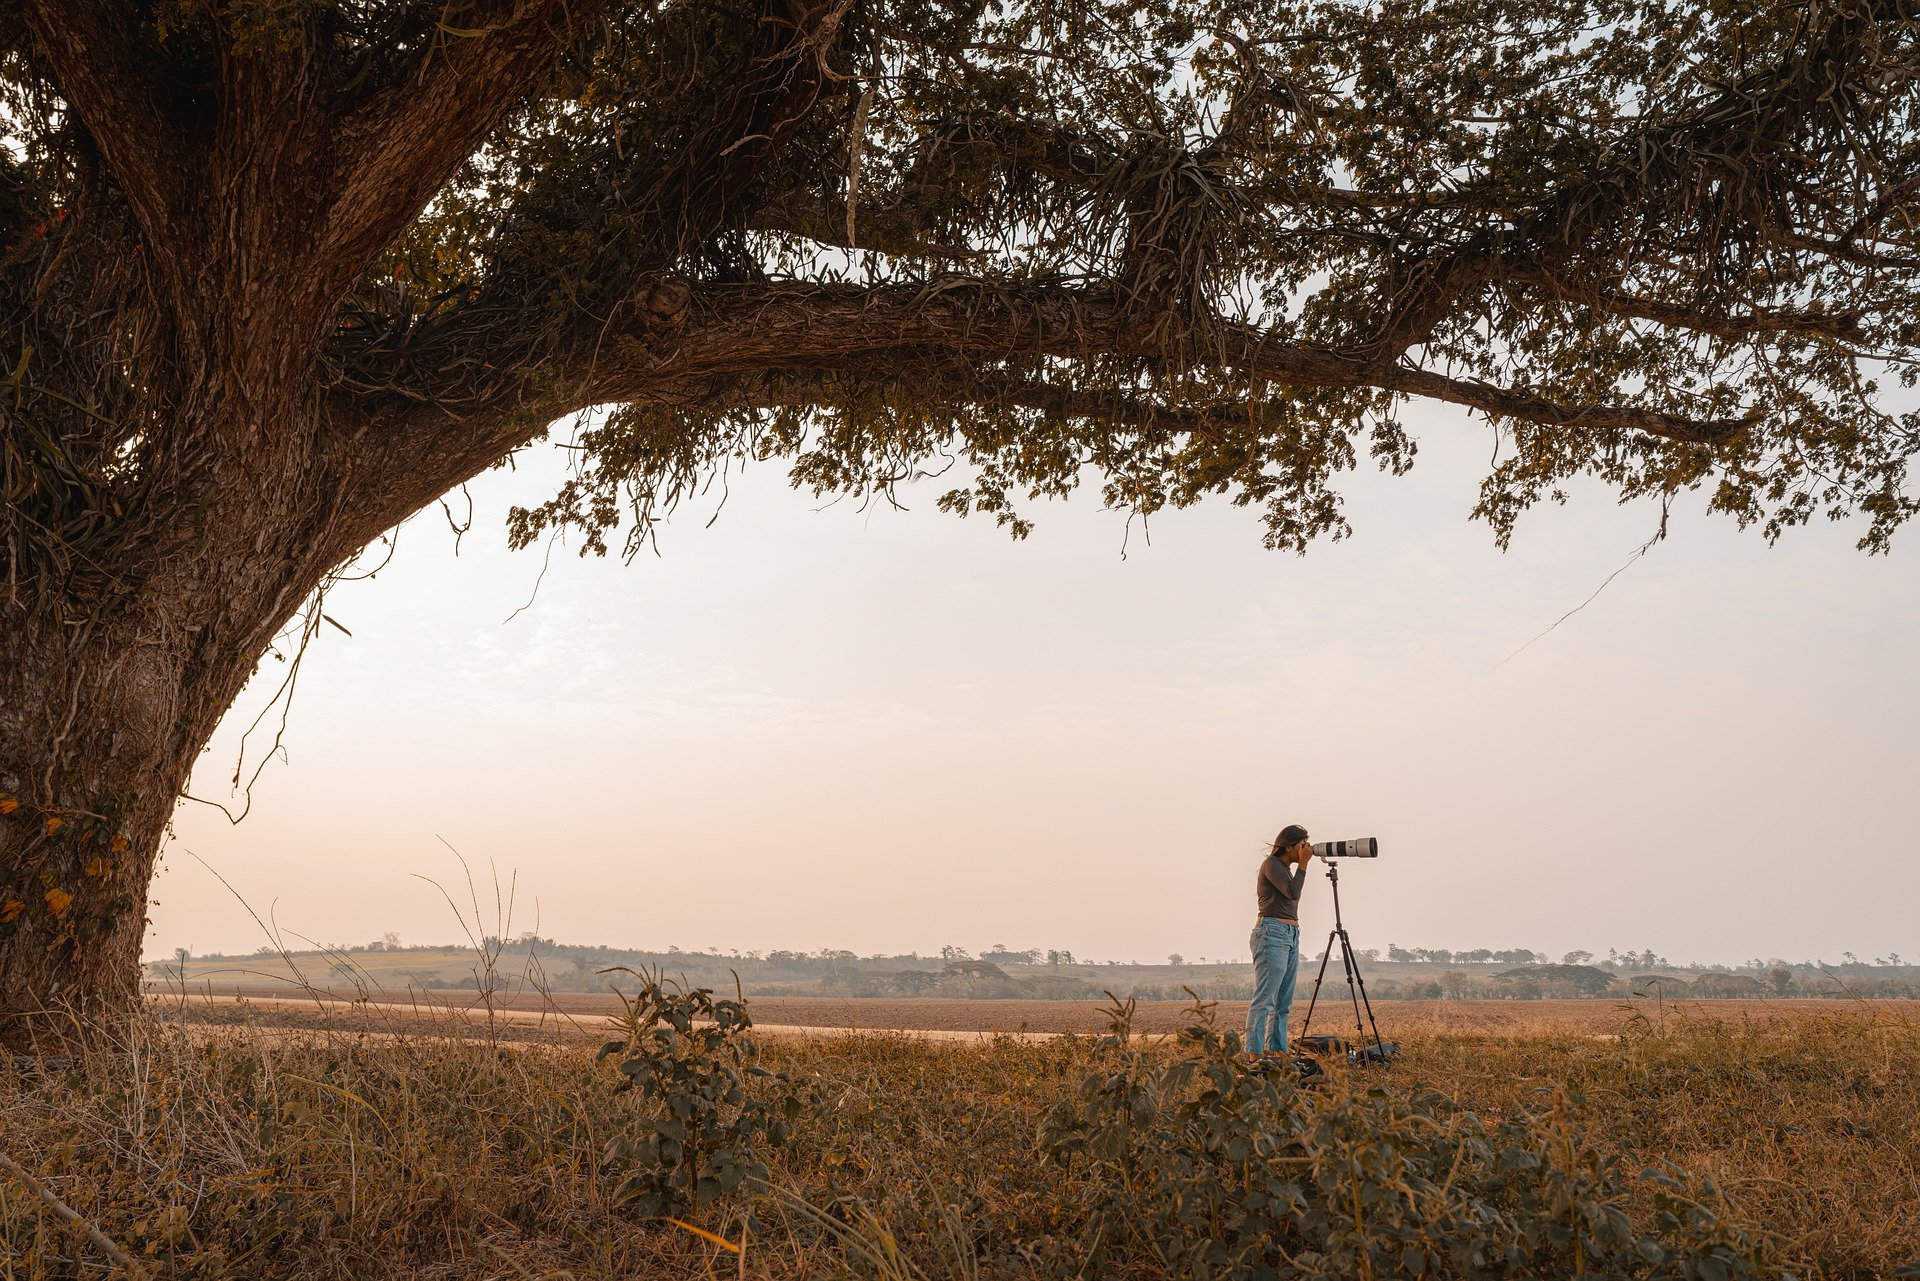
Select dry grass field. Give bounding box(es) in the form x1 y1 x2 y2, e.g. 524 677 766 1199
3 992 1915 1280
146 980 1904 1037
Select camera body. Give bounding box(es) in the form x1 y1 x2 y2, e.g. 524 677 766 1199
1311 836 1379 860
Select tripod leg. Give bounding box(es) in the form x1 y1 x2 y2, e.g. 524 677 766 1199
1299 930 1338 1041
1334 927 1390 1063
1309 863 1391 1065
1337 929 1367 1049
1349 947 1388 1059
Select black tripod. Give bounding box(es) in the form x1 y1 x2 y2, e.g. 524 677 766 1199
1298 861 1392 1064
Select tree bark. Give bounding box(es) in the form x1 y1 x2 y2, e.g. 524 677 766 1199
0 375 539 1047
0 391 382 1047
0 578 371 1045
0 612 229 1045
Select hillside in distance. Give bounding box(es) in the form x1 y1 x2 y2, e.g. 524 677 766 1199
145 938 1920 1002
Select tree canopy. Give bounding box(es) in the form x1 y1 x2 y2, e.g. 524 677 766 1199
6 0 1919 598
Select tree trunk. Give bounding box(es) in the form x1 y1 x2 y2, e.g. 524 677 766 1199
0 597 267 1045
0 2 591 1046
0 373 510 1048
0 390 376 1047
2 624 181 1043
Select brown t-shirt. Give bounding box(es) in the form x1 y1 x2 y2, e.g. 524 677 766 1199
1256 855 1307 920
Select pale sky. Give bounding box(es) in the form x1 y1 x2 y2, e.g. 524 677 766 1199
147 398 1919 967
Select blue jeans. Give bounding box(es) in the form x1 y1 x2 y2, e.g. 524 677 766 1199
1246 917 1300 1055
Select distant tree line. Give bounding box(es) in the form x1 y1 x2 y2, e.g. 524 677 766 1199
155 935 1918 1001
1385 946 1548 966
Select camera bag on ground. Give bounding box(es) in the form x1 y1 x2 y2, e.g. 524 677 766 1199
1298 1033 1400 1066
1296 1034 1350 1058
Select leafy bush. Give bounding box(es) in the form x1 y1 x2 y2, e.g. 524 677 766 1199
1034 997 1778 1280
597 971 808 1218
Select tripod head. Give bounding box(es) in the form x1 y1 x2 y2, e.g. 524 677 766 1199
1318 858 1347 921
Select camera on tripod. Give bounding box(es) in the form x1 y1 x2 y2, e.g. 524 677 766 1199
1297 837 1397 1069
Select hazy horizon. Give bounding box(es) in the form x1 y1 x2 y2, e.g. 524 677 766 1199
147 936 1904 971
148 398 1919 968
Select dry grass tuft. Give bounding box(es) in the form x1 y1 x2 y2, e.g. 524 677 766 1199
0 999 1914 1279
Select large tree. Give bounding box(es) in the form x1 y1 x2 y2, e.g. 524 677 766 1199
1 0 1916 1038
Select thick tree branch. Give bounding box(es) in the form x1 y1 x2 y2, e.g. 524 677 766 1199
573 281 1756 446
1369 367 1752 444
19 1 193 301
1501 264 1870 342
680 361 1283 442
328 272 1749 554
637 0 845 265
976 373 1266 440
1763 229 1920 272
746 195 987 262
304 0 599 323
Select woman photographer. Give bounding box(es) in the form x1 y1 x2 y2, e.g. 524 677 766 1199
1246 824 1311 1056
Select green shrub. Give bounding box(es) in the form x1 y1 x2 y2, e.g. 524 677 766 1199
1033 998 1779 1280
597 970 808 1218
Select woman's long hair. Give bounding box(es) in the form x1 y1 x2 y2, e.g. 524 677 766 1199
1270 824 1309 858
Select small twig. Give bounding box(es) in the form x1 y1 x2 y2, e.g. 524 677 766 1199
503 528 559 623
1501 503 1670 665
0 1149 151 1278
